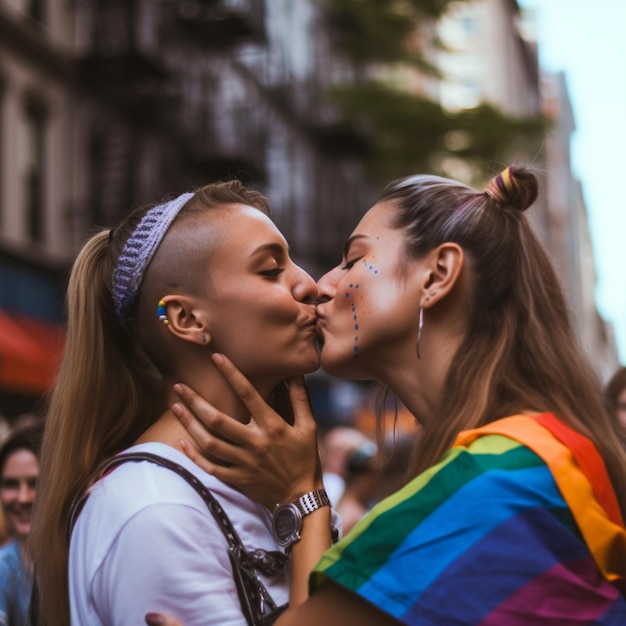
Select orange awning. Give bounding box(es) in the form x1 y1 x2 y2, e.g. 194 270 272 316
0 309 65 395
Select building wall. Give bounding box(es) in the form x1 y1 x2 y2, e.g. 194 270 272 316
542 71 619 374
437 0 538 116
0 0 73 260
436 0 618 374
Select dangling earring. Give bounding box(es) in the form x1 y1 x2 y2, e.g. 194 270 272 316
416 306 424 359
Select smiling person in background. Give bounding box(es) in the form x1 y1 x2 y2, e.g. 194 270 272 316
0 421 43 626
149 165 626 625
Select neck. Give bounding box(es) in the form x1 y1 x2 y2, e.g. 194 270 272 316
381 321 464 427
135 361 276 451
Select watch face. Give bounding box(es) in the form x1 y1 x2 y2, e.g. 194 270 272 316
272 503 302 546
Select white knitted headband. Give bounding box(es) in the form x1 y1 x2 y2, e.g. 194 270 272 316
111 191 194 324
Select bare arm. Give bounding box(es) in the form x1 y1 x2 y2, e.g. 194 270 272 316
146 581 401 626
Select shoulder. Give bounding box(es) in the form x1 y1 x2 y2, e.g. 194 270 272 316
79 442 237 517
318 432 559 559
311 432 597 624
69 444 290 624
69 444 234 601
367 432 553 520
313 430 569 584
0 541 21 604
72 443 232 545
385 431 554 520
0 540 20 571
69 442 277 569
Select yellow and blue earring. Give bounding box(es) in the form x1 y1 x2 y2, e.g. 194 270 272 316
157 300 169 326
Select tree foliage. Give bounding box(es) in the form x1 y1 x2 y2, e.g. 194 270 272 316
326 0 465 67
329 80 547 182
323 0 548 183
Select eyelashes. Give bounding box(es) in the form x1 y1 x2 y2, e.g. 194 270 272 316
259 268 285 277
341 256 380 273
341 257 362 270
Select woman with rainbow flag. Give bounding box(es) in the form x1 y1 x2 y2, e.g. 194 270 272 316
147 166 626 625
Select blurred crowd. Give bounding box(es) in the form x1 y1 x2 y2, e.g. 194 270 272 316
319 423 419 535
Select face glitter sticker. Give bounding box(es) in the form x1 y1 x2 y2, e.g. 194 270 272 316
363 259 379 274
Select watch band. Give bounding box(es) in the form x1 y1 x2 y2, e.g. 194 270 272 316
294 489 330 516
271 488 332 552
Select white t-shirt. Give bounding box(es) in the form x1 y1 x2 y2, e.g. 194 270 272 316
69 442 289 626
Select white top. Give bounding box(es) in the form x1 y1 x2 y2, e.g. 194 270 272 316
69 442 289 626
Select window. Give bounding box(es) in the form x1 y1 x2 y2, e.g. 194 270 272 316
16 0 45 22
88 131 106 226
19 97 47 243
28 0 44 22
0 77 5 226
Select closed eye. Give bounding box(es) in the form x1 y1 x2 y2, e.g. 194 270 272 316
260 268 285 277
341 257 362 270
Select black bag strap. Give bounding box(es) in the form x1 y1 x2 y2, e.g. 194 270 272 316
68 451 288 625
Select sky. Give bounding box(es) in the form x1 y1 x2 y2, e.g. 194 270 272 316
517 0 626 365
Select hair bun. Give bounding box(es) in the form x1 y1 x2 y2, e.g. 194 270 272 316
484 166 538 212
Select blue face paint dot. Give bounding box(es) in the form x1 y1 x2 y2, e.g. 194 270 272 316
353 315 357 320
355 324 359 330
355 336 358 341
374 270 378 274
356 284 359 288
349 284 353 288
345 293 350 298
354 346 359 354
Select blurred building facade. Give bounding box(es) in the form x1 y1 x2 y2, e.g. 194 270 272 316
436 0 618 379
0 0 618 422
0 0 72 417
540 71 619 380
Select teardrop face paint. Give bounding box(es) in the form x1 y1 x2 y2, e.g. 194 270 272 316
342 258 382 358
343 282 360 356
316 201 422 381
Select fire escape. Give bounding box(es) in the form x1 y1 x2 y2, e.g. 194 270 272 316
75 0 268 225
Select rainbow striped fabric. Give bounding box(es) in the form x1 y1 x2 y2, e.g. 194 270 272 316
312 414 626 624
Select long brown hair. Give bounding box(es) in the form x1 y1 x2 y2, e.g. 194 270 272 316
605 366 626 443
29 181 271 626
380 165 626 520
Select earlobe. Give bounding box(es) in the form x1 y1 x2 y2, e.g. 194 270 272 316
158 296 211 346
421 243 464 308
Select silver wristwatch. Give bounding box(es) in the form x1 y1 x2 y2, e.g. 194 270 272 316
271 489 330 552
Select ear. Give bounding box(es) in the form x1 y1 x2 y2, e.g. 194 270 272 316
159 295 211 346
420 243 464 309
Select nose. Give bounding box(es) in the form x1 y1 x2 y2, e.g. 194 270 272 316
316 266 341 302
17 481 35 504
292 265 319 304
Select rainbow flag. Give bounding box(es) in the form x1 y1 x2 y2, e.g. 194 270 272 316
312 414 626 624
